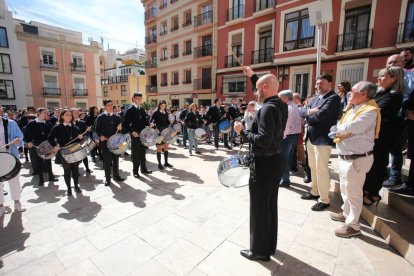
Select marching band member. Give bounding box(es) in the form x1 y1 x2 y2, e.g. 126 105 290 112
72 108 92 173
85 105 99 162
24 108 57 186
95 99 124 186
48 109 83 196
207 98 231 150
151 100 173 170
184 103 202 156
123 92 152 178
0 106 26 216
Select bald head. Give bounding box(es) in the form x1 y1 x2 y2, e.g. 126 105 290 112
257 74 279 94
387 54 405 68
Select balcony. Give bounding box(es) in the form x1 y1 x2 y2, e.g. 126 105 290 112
160 82 168 87
160 56 168 61
283 37 315 51
170 24 179 32
145 60 157 68
170 0 178 3
40 61 58 70
159 3 167 10
251 48 274 64
73 89 88 97
160 29 167 36
170 53 179 59
171 80 179 86
336 29 372 52
227 4 244 21
43 87 61 96
145 35 157 45
254 0 275 12
101 75 128 85
182 20 192 28
71 63 86 72
193 78 212 90
225 54 243 68
144 8 157 21
146 85 157 93
397 21 414 44
183 50 192 56
194 11 212 28
194 45 212 58
182 79 192 84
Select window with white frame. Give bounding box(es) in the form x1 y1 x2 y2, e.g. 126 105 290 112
72 55 83 66
0 79 15 99
283 9 315 51
44 75 58 88
223 75 246 94
0 54 11 73
74 77 85 89
121 84 127 96
46 101 60 109
42 51 54 65
0 27 8 48
339 63 364 86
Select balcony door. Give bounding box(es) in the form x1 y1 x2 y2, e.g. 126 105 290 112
202 35 212 56
343 6 371 51
201 67 211 89
258 30 272 63
202 3 212 24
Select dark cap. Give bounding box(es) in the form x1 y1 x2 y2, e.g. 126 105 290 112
133 92 143 98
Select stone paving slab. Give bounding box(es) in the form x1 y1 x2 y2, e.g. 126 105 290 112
0 143 413 275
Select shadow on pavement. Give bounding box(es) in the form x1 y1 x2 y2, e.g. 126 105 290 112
141 174 185 200
165 168 204 184
110 182 147 208
27 182 66 204
57 193 102 222
272 251 330 275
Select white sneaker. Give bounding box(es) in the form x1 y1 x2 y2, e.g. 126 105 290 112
0 206 5 216
14 203 26 212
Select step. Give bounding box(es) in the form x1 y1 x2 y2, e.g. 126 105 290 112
384 189 414 222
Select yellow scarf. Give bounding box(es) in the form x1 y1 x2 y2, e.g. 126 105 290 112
334 99 381 143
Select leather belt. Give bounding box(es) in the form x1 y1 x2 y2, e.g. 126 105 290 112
339 150 373 160
250 150 280 158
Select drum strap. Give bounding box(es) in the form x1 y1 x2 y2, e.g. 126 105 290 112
3 118 9 149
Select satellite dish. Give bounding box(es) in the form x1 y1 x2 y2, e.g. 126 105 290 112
309 0 333 26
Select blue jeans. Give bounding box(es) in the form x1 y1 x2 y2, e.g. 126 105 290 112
280 133 300 183
182 125 188 147
187 128 198 153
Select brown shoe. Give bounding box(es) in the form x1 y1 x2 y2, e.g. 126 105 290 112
334 225 361 238
330 212 346 222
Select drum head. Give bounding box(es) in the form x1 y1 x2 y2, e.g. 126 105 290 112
219 121 231 133
36 141 56 159
161 128 177 144
217 155 250 188
0 152 18 181
140 127 158 147
195 128 207 141
92 132 100 143
108 134 127 150
171 123 181 132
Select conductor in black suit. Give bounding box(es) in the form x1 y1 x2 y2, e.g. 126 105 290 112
123 93 152 178
234 66 288 262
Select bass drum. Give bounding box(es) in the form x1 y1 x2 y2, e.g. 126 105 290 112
0 152 21 182
61 143 87 163
107 134 128 155
217 155 250 188
140 127 158 147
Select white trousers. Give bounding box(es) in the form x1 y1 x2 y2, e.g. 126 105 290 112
306 141 332 204
338 155 373 230
0 175 21 204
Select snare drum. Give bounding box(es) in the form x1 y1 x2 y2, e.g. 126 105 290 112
194 128 207 141
107 134 128 155
217 155 250 188
140 127 158 147
83 138 96 153
92 132 100 144
161 128 178 144
0 152 21 182
61 143 87 163
219 121 231 134
36 141 56 160
171 123 181 133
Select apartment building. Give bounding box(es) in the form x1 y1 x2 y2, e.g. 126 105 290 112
0 0 27 110
15 21 101 110
141 0 216 107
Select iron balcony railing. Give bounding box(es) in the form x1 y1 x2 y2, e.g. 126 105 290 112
182 79 192 84
160 29 167 36
170 0 178 3
194 45 212 58
336 29 373 52
254 0 275 12
171 80 179 85
40 60 58 70
101 75 128 85
70 63 86 72
193 78 212 90
145 35 157 45
159 2 167 10
183 49 192 56
194 11 212 27
227 4 244 21
182 19 192 27
170 53 179 59
145 60 157 68
146 85 157 93
43 87 61 96
73 89 88 96
170 24 179 32
251 48 274 64
160 56 168 61
144 8 157 21
160 82 168 87
225 54 243 68
397 21 414 44
283 37 315 51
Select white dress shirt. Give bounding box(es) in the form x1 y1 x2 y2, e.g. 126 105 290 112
283 101 302 138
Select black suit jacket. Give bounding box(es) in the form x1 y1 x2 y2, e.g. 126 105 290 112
300 90 341 146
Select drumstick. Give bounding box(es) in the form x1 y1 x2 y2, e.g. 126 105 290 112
226 43 243 67
63 129 89 147
0 140 16 149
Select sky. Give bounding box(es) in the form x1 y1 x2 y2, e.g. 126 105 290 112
8 0 146 53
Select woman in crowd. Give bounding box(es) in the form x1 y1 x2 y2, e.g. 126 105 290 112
185 103 202 156
243 101 257 131
363 66 404 205
48 109 84 196
151 100 173 170
337 80 352 114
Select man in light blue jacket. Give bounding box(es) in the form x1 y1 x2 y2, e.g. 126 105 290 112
0 105 26 216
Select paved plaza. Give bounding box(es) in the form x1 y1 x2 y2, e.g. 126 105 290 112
0 143 413 275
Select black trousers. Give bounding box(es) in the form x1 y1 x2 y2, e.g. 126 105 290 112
29 147 53 182
131 137 147 173
213 124 229 147
102 141 120 181
249 154 283 256
61 158 80 189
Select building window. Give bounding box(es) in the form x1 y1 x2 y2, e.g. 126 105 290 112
171 16 179 32
160 0 167 10
161 21 168 36
338 6 372 51
0 54 12 74
284 9 314 51
255 0 275 12
161 73 168 86
227 0 244 21
184 69 191 84
171 71 179 85
339 63 364 86
41 51 55 65
183 10 192 27
103 86 108 97
252 27 273 64
399 0 414 43
161 48 168 61
183 40 192 55
44 75 58 88
223 75 246 94
171 44 179 59
0 79 15 99
72 55 83 66
0 27 8 48
121 85 127 96
292 72 310 98
75 102 87 111
46 101 60 109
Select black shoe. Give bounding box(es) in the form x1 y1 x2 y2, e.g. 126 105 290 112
133 173 141 178
67 189 73 196
86 169 92 174
158 164 165 170
195 151 201 154
113 176 125 181
240 250 270 262
225 146 232 150
92 157 96 163
124 152 130 156
215 146 219 150
311 202 330 211
141 169 152 174
279 181 290 188
164 163 173 168
383 179 400 188
303 175 311 183
301 192 320 200
3 191 8 196
74 187 82 193
38 181 44 187
49 176 58 182
104 180 111 186
390 183 414 196
231 140 239 146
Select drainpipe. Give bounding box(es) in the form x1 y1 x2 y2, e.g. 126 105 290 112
61 40 68 106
